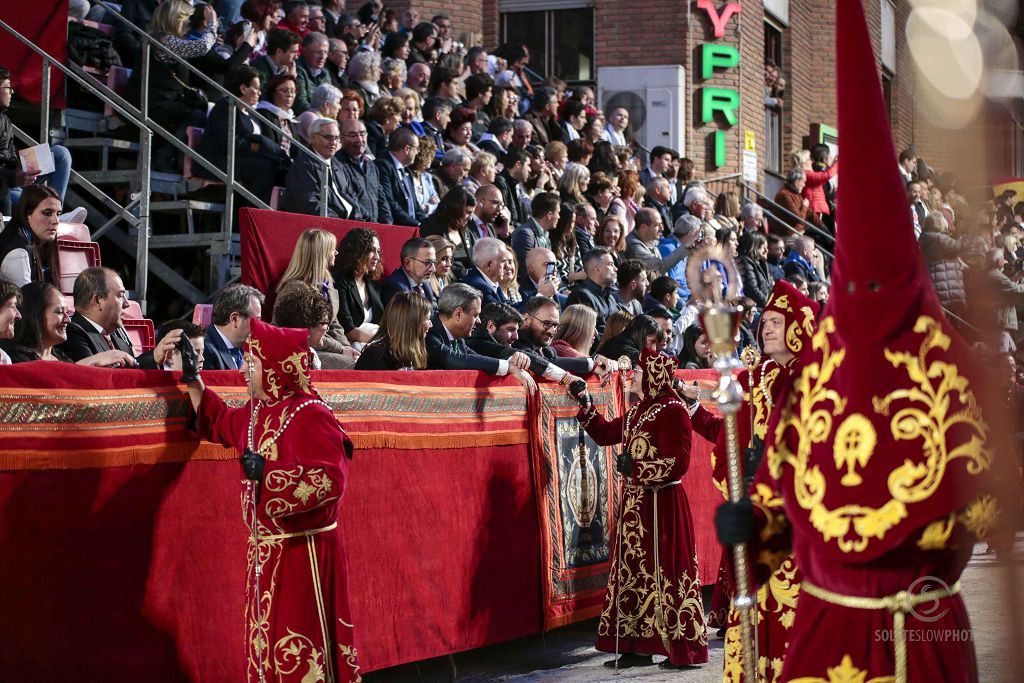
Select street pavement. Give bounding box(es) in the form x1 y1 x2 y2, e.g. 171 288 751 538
366 533 1023 682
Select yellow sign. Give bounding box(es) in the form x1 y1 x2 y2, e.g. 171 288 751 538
744 130 756 152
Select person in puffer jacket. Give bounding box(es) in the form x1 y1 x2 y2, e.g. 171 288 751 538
919 212 966 316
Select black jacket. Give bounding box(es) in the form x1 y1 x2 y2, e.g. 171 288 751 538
511 332 593 375
195 98 287 179
466 327 551 378
333 273 384 333
737 255 774 309
494 171 526 226
564 279 619 338
366 120 389 160
425 315 502 373
336 152 392 224
374 154 425 226
282 151 355 219
353 341 404 370
57 312 135 362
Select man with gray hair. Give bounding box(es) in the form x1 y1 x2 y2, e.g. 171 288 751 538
781 235 820 283
201 283 265 370
294 32 331 114
511 119 533 149
282 118 355 218
773 168 811 234
625 207 689 275
739 201 765 233
425 283 534 385
460 238 514 306
643 176 674 235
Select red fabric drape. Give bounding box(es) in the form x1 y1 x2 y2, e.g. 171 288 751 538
0 0 68 107
239 208 417 311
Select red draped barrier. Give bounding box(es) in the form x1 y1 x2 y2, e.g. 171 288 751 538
239 208 416 309
0 363 723 678
0 1 67 107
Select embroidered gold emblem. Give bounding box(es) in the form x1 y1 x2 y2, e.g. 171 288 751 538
833 414 877 487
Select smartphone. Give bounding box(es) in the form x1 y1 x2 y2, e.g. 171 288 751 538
241 20 253 39
545 263 556 278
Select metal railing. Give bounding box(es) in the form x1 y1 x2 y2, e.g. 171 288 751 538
738 181 836 250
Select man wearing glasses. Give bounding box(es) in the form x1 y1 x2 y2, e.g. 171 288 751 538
282 118 355 218
514 296 612 376
381 237 439 308
337 118 392 223
375 127 424 226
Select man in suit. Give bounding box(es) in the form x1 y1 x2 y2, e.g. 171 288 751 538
468 302 584 385
513 296 611 377
138 320 206 370
459 238 513 307
293 32 332 114
337 118 392 224
494 147 530 228
477 118 513 159
59 267 180 366
511 191 560 275
425 283 534 387
283 118 355 218
375 128 425 227
518 247 562 304
625 208 689 275
203 283 265 370
643 177 675 237
468 184 502 242
564 248 620 339
380 238 438 308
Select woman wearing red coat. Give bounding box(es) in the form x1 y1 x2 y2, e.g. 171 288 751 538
185 319 361 683
794 148 838 226
578 349 709 669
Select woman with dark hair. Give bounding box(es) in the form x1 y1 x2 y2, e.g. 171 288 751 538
0 186 62 288
715 227 739 260
679 324 712 369
593 313 659 365
586 171 617 219
588 140 619 176
418 186 477 278
595 310 634 355
256 73 299 154
271 281 339 370
444 106 479 154
0 282 135 366
551 205 585 284
333 227 385 345
380 31 411 61
0 278 20 364
195 65 289 203
365 95 404 159
737 231 773 308
354 291 433 370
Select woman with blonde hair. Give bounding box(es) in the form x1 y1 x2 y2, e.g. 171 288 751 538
379 57 407 96
713 190 741 231
423 234 455 298
463 151 498 195
409 135 440 216
394 87 422 126
354 291 433 370
275 228 357 366
551 304 597 357
558 163 591 208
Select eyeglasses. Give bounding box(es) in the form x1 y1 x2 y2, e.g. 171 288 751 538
0 85 13 93
315 133 340 142
410 258 437 266
534 318 559 331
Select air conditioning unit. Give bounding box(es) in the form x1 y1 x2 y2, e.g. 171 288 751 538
597 65 686 159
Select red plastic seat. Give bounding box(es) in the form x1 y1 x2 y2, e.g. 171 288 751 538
192 303 213 329
57 239 101 295
122 318 156 355
184 127 222 186
57 223 91 242
123 300 143 320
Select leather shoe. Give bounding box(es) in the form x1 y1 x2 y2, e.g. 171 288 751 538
603 654 654 669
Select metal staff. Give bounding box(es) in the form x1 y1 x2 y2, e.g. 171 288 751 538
613 355 632 674
243 353 267 683
700 305 757 682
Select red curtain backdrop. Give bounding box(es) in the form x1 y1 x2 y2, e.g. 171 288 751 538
239 208 417 310
0 363 723 678
0 0 67 107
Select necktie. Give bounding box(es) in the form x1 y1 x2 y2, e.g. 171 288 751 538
452 338 464 354
400 167 417 217
103 334 115 351
229 347 244 370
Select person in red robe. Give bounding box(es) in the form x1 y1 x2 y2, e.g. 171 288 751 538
184 318 361 683
715 3 1000 681
686 278 817 682
576 349 709 669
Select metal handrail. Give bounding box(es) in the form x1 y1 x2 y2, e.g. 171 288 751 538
738 181 837 246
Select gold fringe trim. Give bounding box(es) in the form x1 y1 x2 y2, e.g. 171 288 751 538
0 442 234 471
350 429 528 450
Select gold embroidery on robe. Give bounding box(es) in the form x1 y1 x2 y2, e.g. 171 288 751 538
788 654 895 683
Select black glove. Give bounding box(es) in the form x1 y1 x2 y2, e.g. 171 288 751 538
743 436 764 489
616 451 632 476
568 379 591 410
715 498 754 546
241 448 265 482
178 334 200 383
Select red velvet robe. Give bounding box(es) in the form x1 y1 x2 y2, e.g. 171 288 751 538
197 388 361 683
690 359 802 682
581 396 709 666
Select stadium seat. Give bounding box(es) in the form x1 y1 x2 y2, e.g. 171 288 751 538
57 222 91 242
123 318 156 355
57 239 101 295
269 186 286 210
123 300 143 320
192 303 213 329
183 127 223 187
103 66 132 118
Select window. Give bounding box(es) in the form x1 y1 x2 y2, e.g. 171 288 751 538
764 21 784 173
762 0 789 26
882 72 893 123
880 0 896 72
501 3 595 83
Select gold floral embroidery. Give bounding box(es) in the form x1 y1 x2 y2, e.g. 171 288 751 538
788 654 895 683
264 467 338 518
959 494 998 539
917 515 956 550
274 629 326 681
771 316 990 553
338 642 362 682
752 365 780 442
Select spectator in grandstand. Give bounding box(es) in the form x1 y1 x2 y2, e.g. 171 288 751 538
565 248 620 338
511 120 534 151
559 100 586 143
58 267 181 365
642 177 674 234
573 203 599 257
444 107 479 155
364 95 403 159
595 310 633 356
0 67 77 218
252 28 302 87
292 32 331 113
714 191 742 232
195 65 289 204
740 202 766 234
374 127 425 226
517 247 561 303
716 227 739 260
495 147 531 227
595 313 660 365
566 140 594 168
919 212 967 317
464 74 494 138
419 186 477 278
594 215 627 264
405 62 431 97
408 136 440 216
0 281 133 365
772 168 811 234
459 238 514 307
423 235 455 299
614 259 648 316
0 278 20 364
604 107 631 147
551 304 597 358
337 118 392 223
378 58 407 98
419 96 449 160
275 228 356 367
282 118 355 217
188 4 259 97
967 248 1024 353
511 191 560 272
614 170 643 234
381 237 438 308
326 38 349 89
294 83 341 142
0 186 61 288
679 324 712 370
348 50 382 110
550 205 584 285
277 0 310 37
585 171 617 220
337 89 364 121
431 148 471 199
332 227 384 345
737 231 773 308
524 88 561 146
203 283 264 370
463 152 498 196
381 31 411 62
256 74 299 155
467 184 501 242
545 141 568 177
625 207 690 275
273 281 349 369
428 66 460 109
782 235 821 283
513 295 610 375
354 290 432 370
137 320 205 370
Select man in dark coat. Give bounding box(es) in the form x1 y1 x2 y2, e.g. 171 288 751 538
336 118 391 224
